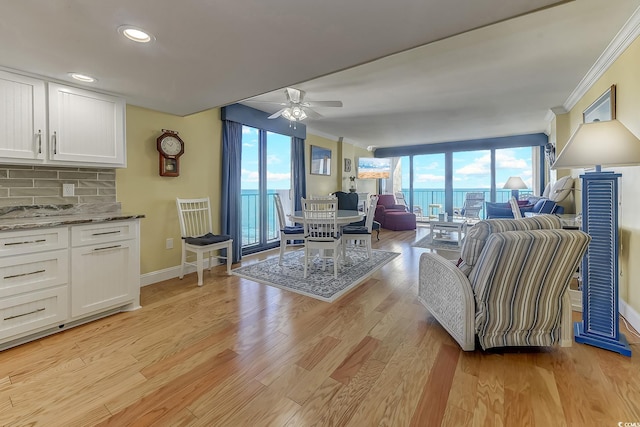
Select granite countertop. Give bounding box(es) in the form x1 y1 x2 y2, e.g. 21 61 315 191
0 203 145 231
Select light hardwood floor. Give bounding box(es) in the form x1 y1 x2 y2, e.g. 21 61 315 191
1 225 639 426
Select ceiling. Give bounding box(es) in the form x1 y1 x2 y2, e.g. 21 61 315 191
1 1 639 150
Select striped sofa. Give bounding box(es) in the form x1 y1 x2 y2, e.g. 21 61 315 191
418 215 590 351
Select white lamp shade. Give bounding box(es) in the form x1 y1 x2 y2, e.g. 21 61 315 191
552 120 640 169
503 176 527 190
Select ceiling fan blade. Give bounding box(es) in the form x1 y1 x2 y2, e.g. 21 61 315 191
246 100 287 106
304 108 323 119
304 100 343 107
267 108 287 119
285 87 305 104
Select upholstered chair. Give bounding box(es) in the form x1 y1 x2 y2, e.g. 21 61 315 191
332 191 359 211
374 194 411 228
418 215 590 351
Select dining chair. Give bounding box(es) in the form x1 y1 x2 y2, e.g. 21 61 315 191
301 197 342 278
341 194 378 259
176 197 233 286
274 193 305 265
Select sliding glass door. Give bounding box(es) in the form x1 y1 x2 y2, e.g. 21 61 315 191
452 150 490 218
495 147 534 202
240 126 292 254
399 154 446 220
389 146 536 220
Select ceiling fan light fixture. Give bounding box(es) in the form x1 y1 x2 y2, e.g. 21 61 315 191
281 106 307 121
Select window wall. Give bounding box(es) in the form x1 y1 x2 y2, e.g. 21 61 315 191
386 144 538 220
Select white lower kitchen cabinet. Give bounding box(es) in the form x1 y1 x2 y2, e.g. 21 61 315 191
71 240 138 317
0 218 141 350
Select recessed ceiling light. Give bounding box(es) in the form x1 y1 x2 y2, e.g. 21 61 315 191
117 25 155 43
69 73 97 83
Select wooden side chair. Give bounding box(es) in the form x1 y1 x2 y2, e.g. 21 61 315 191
274 193 305 265
176 197 233 286
301 197 342 278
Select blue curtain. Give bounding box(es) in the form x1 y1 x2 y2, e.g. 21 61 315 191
221 120 243 263
292 136 306 211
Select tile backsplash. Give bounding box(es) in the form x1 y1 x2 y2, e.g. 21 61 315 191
0 165 116 207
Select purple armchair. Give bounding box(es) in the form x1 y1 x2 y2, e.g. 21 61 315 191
375 194 416 230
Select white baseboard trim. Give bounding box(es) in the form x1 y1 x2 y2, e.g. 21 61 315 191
140 259 220 287
620 299 640 335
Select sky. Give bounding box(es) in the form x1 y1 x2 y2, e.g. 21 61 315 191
240 124 534 192
241 126 291 190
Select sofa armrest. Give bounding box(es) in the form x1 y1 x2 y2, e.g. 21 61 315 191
391 204 408 211
418 253 476 351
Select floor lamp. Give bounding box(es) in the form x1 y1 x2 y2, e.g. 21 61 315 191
552 119 640 357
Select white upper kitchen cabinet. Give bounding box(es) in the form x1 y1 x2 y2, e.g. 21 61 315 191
48 83 126 167
0 70 47 161
0 69 126 168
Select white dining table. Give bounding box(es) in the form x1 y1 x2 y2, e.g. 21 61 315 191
289 209 364 225
289 209 366 265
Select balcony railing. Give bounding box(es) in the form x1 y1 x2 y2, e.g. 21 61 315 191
401 188 533 220
241 190 292 248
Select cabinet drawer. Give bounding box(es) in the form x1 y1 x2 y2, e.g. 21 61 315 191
71 221 137 246
0 286 68 341
0 249 68 297
0 227 68 256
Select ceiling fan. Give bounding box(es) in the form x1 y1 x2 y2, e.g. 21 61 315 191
253 87 342 121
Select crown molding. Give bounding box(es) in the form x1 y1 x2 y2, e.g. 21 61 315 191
550 106 568 115
563 6 640 112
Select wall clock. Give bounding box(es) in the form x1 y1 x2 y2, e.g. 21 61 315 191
156 129 184 177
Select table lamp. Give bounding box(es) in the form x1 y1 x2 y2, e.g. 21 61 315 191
552 119 640 356
503 176 527 199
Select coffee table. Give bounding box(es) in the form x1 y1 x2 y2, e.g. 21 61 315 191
429 219 467 246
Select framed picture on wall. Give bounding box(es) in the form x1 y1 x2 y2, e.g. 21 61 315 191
310 145 331 175
583 84 616 123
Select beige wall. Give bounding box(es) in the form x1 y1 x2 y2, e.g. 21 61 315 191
305 134 339 197
551 36 640 313
116 105 222 275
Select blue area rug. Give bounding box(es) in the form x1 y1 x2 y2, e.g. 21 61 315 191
231 249 400 302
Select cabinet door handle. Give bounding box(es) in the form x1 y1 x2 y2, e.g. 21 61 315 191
53 131 57 154
4 307 45 321
4 269 46 280
37 130 42 154
4 239 47 246
93 245 121 252
91 231 121 236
